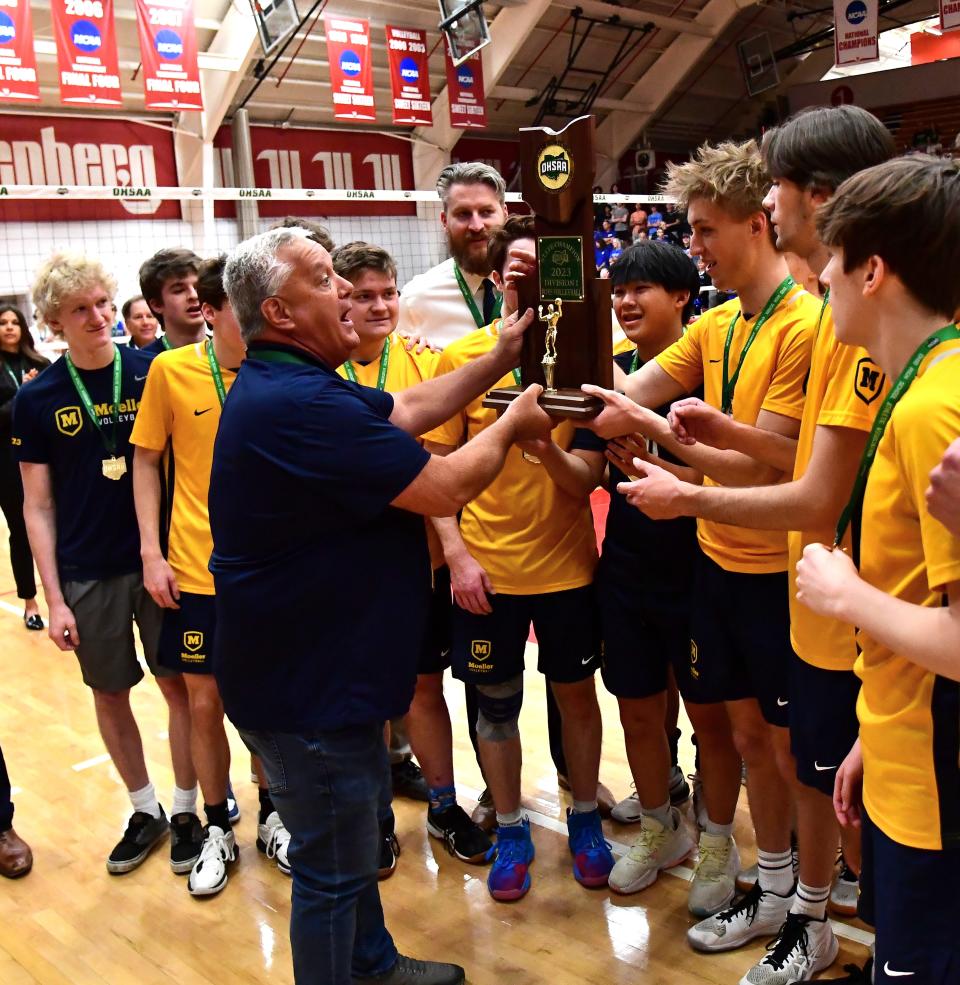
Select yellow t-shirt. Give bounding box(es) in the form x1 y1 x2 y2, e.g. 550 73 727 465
336 332 443 568
655 285 817 573
788 304 888 671
422 324 598 595
130 342 237 595
856 340 960 851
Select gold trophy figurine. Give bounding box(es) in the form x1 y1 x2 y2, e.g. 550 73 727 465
538 298 563 392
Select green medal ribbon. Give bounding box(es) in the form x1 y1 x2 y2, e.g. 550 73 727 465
65 345 122 457
834 323 960 547
2 360 21 390
342 336 391 390
161 335 172 351
630 349 640 375
721 276 795 415
454 263 502 329
206 339 227 408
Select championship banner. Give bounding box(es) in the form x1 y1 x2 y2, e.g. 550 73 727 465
386 25 432 126
324 15 376 123
52 0 123 107
834 0 879 66
0 0 40 103
135 0 204 111
942 0 960 31
445 49 486 129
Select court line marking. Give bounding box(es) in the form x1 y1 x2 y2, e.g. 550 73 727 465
71 752 111 772
0 599 24 617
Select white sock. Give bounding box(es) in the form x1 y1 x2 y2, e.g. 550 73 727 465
758 847 795 897
571 799 598 815
171 784 198 817
642 799 674 829
703 815 734 839
792 881 830 920
129 782 161 819
496 808 524 827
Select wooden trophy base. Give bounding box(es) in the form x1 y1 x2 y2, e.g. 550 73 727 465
482 385 602 420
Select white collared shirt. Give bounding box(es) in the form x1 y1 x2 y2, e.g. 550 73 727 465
397 257 492 350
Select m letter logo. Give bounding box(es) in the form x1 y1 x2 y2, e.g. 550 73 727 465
183 631 204 652
55 406 83 436
471 640 491 662
854 357 885 405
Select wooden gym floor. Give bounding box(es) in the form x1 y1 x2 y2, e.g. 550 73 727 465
0 518 872 984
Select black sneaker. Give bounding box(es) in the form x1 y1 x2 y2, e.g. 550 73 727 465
378 815 400 880
169 812 204 875
353 955 465 985
391 759 429 802
106 808 169 874
426 804 493 864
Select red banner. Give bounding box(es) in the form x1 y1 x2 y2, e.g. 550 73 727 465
135 0 203 111
324 15 376 123
0 115 179 220
0 0 40 103
445 50 486 129
51 0 123 107
385 25 432 126
211 125 415 217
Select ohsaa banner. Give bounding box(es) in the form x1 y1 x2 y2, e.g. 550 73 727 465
833 0 879 66
324 16 376 123
942 0 960 31
135 0 204 111
52 0 124 107
445 49 486 129
386 26 432 126
0 0 40 103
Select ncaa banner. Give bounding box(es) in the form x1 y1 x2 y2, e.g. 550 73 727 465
386 26 432 126
324 16 376 123
942 0 960 31
0 0 40 103
52 0 123 107
135 0 204 111
445 49 486 129
834 0 879 66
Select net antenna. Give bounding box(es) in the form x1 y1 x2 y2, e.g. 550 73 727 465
437 0 490 66
250 0 300 57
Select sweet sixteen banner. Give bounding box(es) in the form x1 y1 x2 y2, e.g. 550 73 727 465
135 0 204 111
386 25 432 126
324 15 376 122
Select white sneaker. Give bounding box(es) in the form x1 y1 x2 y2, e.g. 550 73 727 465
688 883 794 952
608 809 695 894
611 785 643 824
688 831 739 917
187 825 237 896
740 912 839 984
257 811 291 876
829 855 858 917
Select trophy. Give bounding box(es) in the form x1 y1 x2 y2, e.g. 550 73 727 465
483 115 613 420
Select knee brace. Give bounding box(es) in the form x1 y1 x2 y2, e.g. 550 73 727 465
476 675 523 742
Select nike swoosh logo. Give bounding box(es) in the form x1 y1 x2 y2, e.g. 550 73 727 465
814 761 838 772
135 374 148 381
776 697 788 707
883 963 915 977
194 408 213 416
581 655 595 666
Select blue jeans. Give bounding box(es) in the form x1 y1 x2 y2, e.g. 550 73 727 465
241 723 398 985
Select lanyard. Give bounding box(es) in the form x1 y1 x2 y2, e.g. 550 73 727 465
484 319 521 384
721 276 795 415
206 339 226 408
454 263 501 329
2 359 20 390
64 346 122 456
342 336 391 390
834 324 960 546
630 349 639 375
161 335 172 351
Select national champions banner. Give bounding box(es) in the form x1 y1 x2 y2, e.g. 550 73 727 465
942 0 960 31
834 0 879 66
52 0 123 107
445 49 486 129
324 16 376 123
135 0 204 111
0 0 40 103
386 25 432 126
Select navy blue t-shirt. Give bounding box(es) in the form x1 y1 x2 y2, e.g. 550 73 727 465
12 345 155 583
208 343 432 732
574 349 700 596
139 336 167 355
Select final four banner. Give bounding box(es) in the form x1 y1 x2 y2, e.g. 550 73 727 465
135 0 204 111
833 0 879 66
445 49 486 129
386 26 432 126
52 0 123 107
324 16 376 123
942 0 960 31
0 0 40 103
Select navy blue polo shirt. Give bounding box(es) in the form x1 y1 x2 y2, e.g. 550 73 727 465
208 343 432 732
12 345 155 583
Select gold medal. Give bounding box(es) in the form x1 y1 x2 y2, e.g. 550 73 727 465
102 456 127 481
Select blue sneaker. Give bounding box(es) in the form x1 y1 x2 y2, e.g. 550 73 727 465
567 807 614 887
486 819 534 901
227 783 241 825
